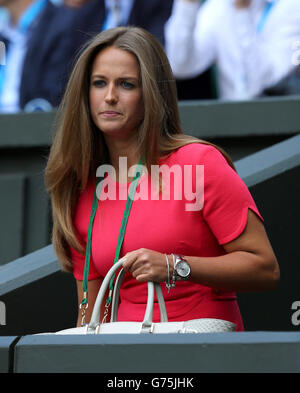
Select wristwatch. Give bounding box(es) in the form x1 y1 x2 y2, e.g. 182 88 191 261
173 254 191 281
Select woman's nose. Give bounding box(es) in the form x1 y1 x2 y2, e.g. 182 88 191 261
104 83 118 104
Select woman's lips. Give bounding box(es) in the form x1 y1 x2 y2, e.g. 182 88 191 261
100 111 122 118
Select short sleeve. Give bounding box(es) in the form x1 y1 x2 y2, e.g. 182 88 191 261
202 146 263 245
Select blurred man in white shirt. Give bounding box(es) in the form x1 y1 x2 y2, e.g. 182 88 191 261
165 0 300 99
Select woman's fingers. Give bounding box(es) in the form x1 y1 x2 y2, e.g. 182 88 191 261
120 248 167 282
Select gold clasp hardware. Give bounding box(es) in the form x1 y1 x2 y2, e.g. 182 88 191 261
101 303 110 324
79 295 88 327
101 289 113 324
79 292 89 326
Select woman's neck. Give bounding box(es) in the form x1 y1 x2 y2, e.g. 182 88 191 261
104 135 141 183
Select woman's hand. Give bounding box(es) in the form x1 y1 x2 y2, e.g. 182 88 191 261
121 249 170 283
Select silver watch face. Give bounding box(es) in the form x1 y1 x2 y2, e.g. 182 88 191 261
176 261 190 278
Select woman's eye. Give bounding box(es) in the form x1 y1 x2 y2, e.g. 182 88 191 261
92 80 106 87
121 81 134 89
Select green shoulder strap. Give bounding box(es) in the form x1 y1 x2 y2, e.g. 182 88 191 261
80 159 143 322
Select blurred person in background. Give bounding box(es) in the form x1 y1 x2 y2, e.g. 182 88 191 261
165 0 300 100
0 0 174 114
64 0 173 47
64 0 214 100
0 0 80 113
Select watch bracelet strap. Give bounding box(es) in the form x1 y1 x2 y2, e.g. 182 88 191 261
171 253 176 287
173 254 189 281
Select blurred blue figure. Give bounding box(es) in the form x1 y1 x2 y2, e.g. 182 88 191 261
64 0 173 48
0 0 80 113
0 7 9 23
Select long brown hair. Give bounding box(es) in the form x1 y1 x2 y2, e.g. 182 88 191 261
45 26 234 272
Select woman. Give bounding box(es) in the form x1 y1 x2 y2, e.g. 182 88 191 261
45 26 279 331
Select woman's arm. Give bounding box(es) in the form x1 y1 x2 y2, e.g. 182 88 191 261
122 210 280 292
187 209 279 291
164 0 217 78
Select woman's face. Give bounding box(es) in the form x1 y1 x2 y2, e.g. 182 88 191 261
89 46 144 141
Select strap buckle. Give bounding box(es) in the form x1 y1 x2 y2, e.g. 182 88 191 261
102 289 113 323
80 292 88 327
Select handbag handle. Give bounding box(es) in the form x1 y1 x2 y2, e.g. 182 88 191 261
88 260 168 332
110 268 168 323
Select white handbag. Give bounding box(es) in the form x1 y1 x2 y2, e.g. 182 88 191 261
55 260 236 335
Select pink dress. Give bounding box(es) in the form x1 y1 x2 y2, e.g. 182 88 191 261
70 143 263 331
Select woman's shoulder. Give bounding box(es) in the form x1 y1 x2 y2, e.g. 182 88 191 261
168 142 226 165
